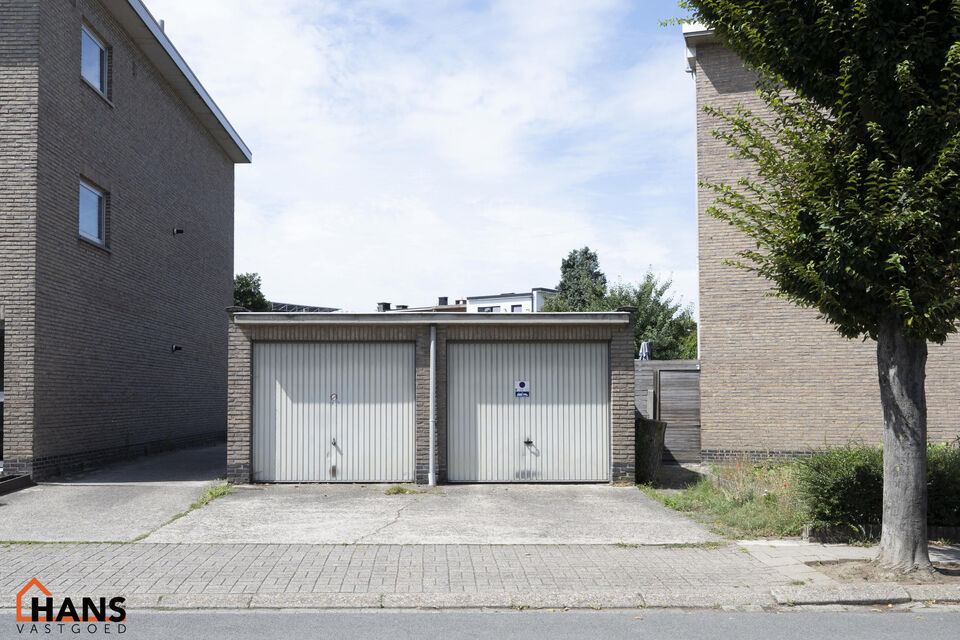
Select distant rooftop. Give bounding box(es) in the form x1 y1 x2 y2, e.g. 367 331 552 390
467 288 557 301
269 302 338 313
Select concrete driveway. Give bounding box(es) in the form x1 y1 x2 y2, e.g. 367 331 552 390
0 444 225 542
145 483 718 545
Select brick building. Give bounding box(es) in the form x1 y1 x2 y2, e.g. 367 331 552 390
225 312 636 484
685 26 960 459
0 0 250 478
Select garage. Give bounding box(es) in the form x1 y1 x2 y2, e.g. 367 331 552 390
252 342 415 482
227 311 636 485
447 342 610 482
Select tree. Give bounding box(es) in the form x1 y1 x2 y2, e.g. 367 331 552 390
605 277 698 360
548 247 607 311
233 273 270 311
682 1 960 573
544 249 697 358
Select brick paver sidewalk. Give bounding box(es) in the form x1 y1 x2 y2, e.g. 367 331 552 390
0 543 787 608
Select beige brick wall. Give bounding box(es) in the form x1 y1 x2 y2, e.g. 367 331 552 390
226 319 636 483
694 42 960 457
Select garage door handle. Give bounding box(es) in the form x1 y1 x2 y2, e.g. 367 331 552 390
524 439 533 446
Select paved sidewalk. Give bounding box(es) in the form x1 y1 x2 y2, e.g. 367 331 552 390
0 543 785 609
2 541 957 611
738 540 960 586
738 541 874 585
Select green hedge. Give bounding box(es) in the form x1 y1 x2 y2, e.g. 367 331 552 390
796 442 960 530
928 443 960 527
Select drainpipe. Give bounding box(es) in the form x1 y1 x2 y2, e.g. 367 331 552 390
428 325 437 486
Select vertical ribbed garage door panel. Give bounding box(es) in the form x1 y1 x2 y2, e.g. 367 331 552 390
253 343 415 482
447 342 610 482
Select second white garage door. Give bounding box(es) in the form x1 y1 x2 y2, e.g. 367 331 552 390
252 342 415 483
447 342 610 482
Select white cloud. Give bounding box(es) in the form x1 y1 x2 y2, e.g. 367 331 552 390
147 0 697 312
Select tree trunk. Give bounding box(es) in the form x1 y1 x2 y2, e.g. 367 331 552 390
874 316 932 573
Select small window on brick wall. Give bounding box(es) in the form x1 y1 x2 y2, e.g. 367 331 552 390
79 179 107 245
81 25 109 97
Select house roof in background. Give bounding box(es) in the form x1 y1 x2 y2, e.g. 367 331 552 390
467 288 557 301
269 302 339 313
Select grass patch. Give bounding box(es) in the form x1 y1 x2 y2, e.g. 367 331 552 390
642 462 806 538
187 482 233 510
615 542 640 548
384 485 425 495
129 480 233 542
662 541 729 549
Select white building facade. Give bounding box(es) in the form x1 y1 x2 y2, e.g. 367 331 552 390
466 288 557 313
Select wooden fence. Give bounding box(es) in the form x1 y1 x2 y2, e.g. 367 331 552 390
635 360 701 463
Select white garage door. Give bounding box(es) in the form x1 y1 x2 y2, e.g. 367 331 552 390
253 342 415 482
447 342 610 482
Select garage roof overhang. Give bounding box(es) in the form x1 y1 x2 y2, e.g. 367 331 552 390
232 312 631 326
101 0 252 163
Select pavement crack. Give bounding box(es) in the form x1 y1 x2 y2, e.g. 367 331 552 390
354 495 425 544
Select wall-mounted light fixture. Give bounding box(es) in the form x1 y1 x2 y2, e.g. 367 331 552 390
172 227 185 235
171 344 182 353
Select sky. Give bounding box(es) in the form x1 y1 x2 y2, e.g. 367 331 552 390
146 0 696 313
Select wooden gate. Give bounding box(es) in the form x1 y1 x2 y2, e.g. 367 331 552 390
657 370 701 462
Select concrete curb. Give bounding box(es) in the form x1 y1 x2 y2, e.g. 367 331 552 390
0 589 774 611
0 475 34 497
771 583 911 606
903 584 960 603
2 585 957 612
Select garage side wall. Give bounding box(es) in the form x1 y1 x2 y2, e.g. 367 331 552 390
226 320 635 484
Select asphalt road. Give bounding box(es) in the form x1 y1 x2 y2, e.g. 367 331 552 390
44 609 959 640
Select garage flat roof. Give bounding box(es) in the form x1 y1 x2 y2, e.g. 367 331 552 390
232 312 631 326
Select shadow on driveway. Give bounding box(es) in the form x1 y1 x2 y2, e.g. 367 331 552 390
44 443 227 485
0 444 225 542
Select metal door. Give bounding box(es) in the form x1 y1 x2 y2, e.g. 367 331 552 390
447 342 610 482
252 342 415 482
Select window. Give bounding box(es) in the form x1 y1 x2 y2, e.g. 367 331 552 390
79 180 105 244
511 304 523 313
81 26 107 95
478 306 500 313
